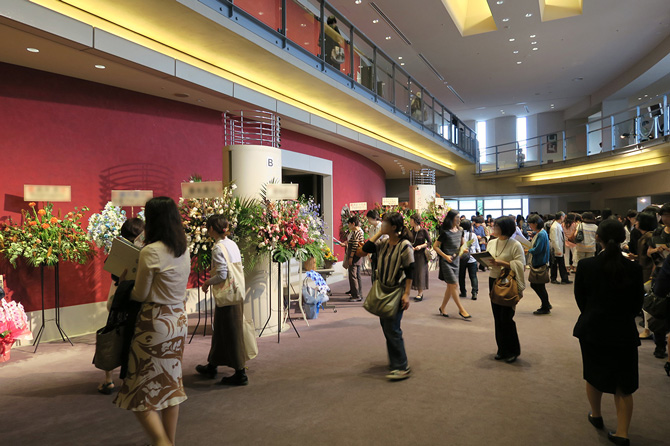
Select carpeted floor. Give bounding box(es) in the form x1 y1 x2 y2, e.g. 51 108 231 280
1 269 668 446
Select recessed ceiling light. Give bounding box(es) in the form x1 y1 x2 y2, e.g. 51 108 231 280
531 41 537 45
509 38 515 42
525 13 533 17
513 50 519 54
26 47 39 53
516 61 522 64
400 63 405 66
398 56 403 60
638 97 642 100
530 35 536 38
532 47 538 51
258 11 264 15
94 64 106 69
385 36 391 40
644 94 648 97
355 0 362 4
497 1 504 4
502 18 510 22
372 19 379 24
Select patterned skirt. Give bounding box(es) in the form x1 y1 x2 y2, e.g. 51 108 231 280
114 302 188 411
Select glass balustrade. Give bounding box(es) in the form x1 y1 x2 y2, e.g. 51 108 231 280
206 0 476 160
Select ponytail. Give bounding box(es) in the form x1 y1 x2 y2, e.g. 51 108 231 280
596 220 626 277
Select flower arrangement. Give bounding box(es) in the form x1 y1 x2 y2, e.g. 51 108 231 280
178 182 240 271
0 203 94 267
0 298 32 362
87 202 127 254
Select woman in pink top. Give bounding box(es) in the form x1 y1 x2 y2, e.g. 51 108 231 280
563 213 578 273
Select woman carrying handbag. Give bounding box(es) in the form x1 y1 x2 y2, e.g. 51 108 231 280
487 216 526 363
527 214 552 315
356 212 414 381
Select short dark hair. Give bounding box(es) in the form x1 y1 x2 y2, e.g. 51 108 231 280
626 209 638 219
366 210 379 220
582 211 596 222
527 214 544 228
474 216 485 224
636 212 658 232
601 208 613 220
460 219 472 231
546 214 555 221
555 211 565 219
494 216 516 237
441 209 460 231
206 215 229 235
659 203 670 216
347 216 359 226
144 197 187 257
643 205 660 215
410 214 422 225
120 218 145 242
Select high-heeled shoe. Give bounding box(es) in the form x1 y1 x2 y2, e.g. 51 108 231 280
438 308 449 317
607 432 630 445
587 412 604 429
459 311 472 320
664 361 670 377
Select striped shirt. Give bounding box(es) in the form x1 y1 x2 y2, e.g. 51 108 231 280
347 227 365 265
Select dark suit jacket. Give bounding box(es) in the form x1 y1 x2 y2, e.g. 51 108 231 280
573 254 644 346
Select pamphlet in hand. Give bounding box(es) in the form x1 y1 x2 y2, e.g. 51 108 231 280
104 237 142 280
472 251 496 268
458 237 476 257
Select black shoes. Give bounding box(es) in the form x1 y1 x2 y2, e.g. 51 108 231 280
607 432 630 446
588 412 604 429
494 354 517 363
551 280 560 284
533 308 551 315
459 292 467 298
504 355 518 363
345 290 352 295
459 311 472 320
438 308 449 317
348 296 362 302
653 347 667 359
414 295 423 302
219 370 248 386
471 293 478 300
561 280 573 285
196 364 217 379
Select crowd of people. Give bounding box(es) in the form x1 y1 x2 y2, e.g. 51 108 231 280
96 197 669 446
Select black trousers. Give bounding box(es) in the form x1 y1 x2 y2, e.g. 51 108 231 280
489 277 521 357
459 261 479 296
550 255 570 282
530 282 550 310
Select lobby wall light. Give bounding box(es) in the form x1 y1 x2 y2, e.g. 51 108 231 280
258 11 264 15
94 64 106 69
300 23 307 27
26 47 39 53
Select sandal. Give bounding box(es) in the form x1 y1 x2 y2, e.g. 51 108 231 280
97 381 115 395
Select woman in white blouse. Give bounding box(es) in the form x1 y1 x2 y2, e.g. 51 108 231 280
114 197 191 446
486 216 526 363
196 215 248 386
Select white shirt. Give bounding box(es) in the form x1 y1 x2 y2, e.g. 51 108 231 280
550 220 565 256
486 238 526 293
131 241 191 305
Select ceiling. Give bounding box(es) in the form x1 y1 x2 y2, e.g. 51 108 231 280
329 0 670 121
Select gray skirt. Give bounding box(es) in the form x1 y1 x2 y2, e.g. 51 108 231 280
438 256 460 284
412 250 430 290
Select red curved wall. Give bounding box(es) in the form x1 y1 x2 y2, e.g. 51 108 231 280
0 62 386 311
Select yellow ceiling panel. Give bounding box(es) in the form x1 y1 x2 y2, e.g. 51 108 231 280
441 0 497 37
539 0 583 22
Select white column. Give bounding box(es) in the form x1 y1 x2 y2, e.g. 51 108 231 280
227 144 284 336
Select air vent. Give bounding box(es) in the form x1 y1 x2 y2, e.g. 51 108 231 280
418 53 444 81
369 2 412 45
447 85 465 104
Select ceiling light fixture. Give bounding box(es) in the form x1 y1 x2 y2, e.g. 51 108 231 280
385 36 391 40
532 47 538 51
525 13 533 17
94 64 106 69
517 61 522 64
398 56 403 60
531 41 537 44
355 0 362 4
26 47 39 53
513 50 519 54
530 34 536 38
372 19 379 23
502 18 510 22
258 11 264 15
497 1 504 4
400 63 405 66
300 23 307 27
509 38 515 42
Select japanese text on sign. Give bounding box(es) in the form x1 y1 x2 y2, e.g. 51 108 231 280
24 185 72 202
349 202 368 211
111 190 153 207
181 181 224 199
266 183 299 201
382 197 399 206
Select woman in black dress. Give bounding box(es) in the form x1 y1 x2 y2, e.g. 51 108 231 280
409 214 431 302
574 219 644 446
433 209 471 319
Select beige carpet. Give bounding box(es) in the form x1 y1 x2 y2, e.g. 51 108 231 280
1 269 668 446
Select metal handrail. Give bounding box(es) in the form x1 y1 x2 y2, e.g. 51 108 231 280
223 110 281 148
202 0 477 161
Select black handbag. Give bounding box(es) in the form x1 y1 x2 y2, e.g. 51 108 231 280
528 264 550 284
93 324 124 371
574 223 584 244
643 290 669 321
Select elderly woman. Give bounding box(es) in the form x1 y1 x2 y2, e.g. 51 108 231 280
527 214 551 315
487 216 526 363
574 219 644 446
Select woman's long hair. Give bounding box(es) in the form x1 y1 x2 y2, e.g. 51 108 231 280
596 218 626 277
441 209 459 231
144 197 187 257
384 212 411 242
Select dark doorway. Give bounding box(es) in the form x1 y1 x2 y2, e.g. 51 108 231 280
282 171 324 216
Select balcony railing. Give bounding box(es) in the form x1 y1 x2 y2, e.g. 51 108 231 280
199 0 477 161
477 92 670 173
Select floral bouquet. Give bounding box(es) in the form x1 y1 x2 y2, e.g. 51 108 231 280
0 298 32 362
87 202 127 254
1 203 94 267
178 183 240 271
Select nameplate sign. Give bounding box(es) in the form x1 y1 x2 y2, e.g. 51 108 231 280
181 181 223 199
266 183 299 201
111 190 153 207
435 198 445 206
382 197 398 206
24 185 71 202
349 202 368 211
